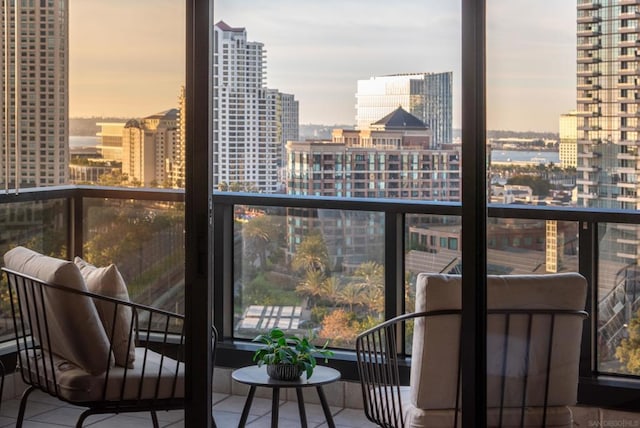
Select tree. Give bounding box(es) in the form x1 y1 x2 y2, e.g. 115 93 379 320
243 215 273 268
295 269 326 307
350 261 384 314
337 282 365 312
616 310 640 374
291 231 330 273
320 276 342 304
506 174 551 196
319 309 359 346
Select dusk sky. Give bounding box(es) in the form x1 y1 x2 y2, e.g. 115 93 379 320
70 0 576 133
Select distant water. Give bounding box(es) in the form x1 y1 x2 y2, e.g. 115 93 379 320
69 135 100 148
491 150 559 164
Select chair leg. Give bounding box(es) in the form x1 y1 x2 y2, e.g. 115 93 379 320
16 385 36 428
150 410 159 428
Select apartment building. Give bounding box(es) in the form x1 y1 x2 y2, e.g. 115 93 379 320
0 0 69 188
576 0 640 266
287 107 460 200
122 110 178 187
213 21 298 193
356 72 453 146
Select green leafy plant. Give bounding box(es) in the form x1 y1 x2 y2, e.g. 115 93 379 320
252 328 333 379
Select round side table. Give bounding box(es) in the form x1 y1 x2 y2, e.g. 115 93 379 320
232 365 341 428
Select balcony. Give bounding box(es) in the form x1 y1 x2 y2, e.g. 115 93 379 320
620 25 640 34
578 15 602 24
0 185 638 421
577 69 602 78
578 1 601 10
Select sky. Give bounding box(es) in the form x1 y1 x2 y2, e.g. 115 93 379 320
69 0 577 133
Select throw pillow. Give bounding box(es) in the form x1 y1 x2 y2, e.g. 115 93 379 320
74 257 136 368
3 246 112 375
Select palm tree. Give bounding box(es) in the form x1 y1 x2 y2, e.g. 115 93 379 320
291 231 330 273
338 282 365 312
349 261 384 313
320 275 342 305
242 215 272 268
295 269 326 307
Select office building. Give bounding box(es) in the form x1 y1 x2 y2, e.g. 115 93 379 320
213 21 298 193
559 111 578 168
0 0 69 188
356 72 452 146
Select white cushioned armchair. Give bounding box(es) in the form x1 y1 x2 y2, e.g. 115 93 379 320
356 273 588 428
2 246 218 428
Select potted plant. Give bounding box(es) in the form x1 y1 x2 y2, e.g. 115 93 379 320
252 328 333 380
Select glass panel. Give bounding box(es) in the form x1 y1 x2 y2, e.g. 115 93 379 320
598 222 640 375
69 1 185 189
487 218 579 275
234 205 384 350
405 214 462 352
82 198 185 313
0 198 68 339
213 1 461 200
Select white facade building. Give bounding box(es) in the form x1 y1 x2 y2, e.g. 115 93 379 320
559 111 578 168
213 21 298 193
122 110 178 187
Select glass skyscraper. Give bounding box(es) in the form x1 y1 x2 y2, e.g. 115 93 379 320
356 72 453 146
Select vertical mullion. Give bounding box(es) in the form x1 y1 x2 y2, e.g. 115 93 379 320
185 0 213 426
578 220 597 380
461 0 487 427
384 212 404 348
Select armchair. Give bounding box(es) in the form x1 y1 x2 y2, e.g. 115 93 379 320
2 246 218 428
356 273 588 428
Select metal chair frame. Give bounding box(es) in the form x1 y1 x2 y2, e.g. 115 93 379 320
2 266 218 428
356 308 588 428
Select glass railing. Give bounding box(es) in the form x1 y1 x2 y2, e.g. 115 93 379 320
3 186 640 383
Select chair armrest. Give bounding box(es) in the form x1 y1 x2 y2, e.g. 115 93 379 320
355 311 427 428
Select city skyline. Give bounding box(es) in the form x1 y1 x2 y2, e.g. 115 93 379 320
70 0 576 132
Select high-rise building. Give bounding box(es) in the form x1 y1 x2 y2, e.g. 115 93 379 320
122 110 178 187
356 73 453 146
170 86 187 188
559 111 578 168
213 21 298 193
576 0 640 268
576 0 640 211
0 0 69 188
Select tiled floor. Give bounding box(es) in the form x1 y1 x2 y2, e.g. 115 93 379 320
0 389 377 427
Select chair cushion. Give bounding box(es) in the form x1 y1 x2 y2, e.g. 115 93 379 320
4 247 112 375
19 347 183 403
75 257 136 369
369 386 573 427
410 273 586 411
403 401 572 428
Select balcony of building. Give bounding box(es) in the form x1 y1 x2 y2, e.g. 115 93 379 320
578 15 602 24
0 186 638 426
577 0 602 10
